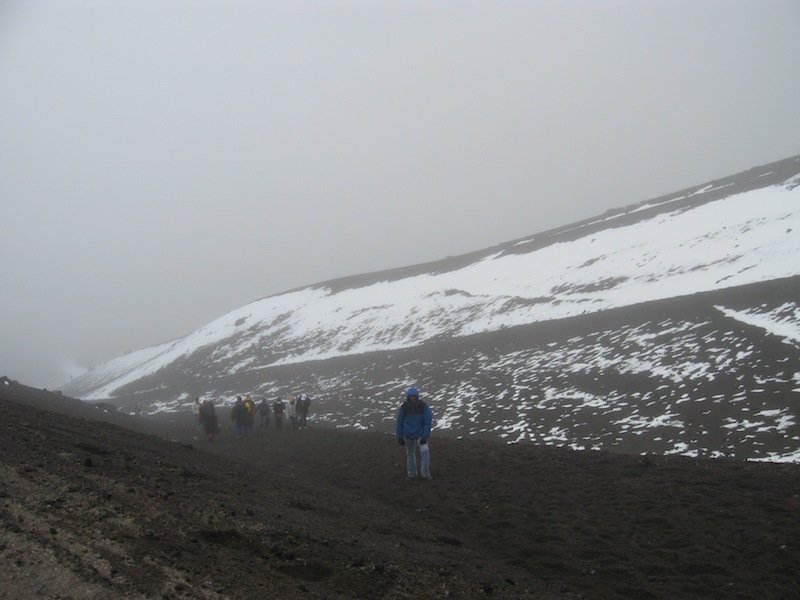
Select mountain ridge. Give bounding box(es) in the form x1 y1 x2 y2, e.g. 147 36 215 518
307 154 800 293
60 155 800 462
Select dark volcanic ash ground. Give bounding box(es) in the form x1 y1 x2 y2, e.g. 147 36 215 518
1 380 799 599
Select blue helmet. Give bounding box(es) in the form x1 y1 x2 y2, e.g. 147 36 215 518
406 387 419 399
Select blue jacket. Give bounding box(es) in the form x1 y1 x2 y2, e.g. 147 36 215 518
396 399 432 440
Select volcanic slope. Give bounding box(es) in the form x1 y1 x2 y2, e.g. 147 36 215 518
2 381 800 600
58 155 800 463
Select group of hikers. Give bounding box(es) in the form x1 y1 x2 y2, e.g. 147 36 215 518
192 393 312 441
191 385 434 481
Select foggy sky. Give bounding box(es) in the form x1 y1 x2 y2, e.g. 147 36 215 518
2 0 799 387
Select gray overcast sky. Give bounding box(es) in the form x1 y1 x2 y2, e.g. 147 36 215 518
1 0 799 387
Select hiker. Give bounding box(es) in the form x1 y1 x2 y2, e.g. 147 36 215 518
191 397 201 430
273 397 285 430
199 399 219 442
287 396 298 429
297 393 311 428
230 396 249 439
243 395 255 437
258 398 270 428
395 386 432 480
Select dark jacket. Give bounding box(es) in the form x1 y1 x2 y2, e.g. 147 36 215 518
230 401 248 426
199 401 217 433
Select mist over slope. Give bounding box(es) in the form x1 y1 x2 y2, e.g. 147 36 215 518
61 155 800 462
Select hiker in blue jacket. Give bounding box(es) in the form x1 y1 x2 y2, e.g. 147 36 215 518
395 386 432 480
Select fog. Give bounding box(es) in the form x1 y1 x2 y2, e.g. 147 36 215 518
1 0 799 387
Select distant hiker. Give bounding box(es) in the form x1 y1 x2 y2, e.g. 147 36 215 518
243 395 255 436
287 396 298 429
199 399 219 442
273 397 285 430
396 387 432 480
297 393 311 428
191 397 201 430
230 396 249 439
258 398 270 428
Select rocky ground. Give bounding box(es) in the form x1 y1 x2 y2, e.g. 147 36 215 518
1 380 799 599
